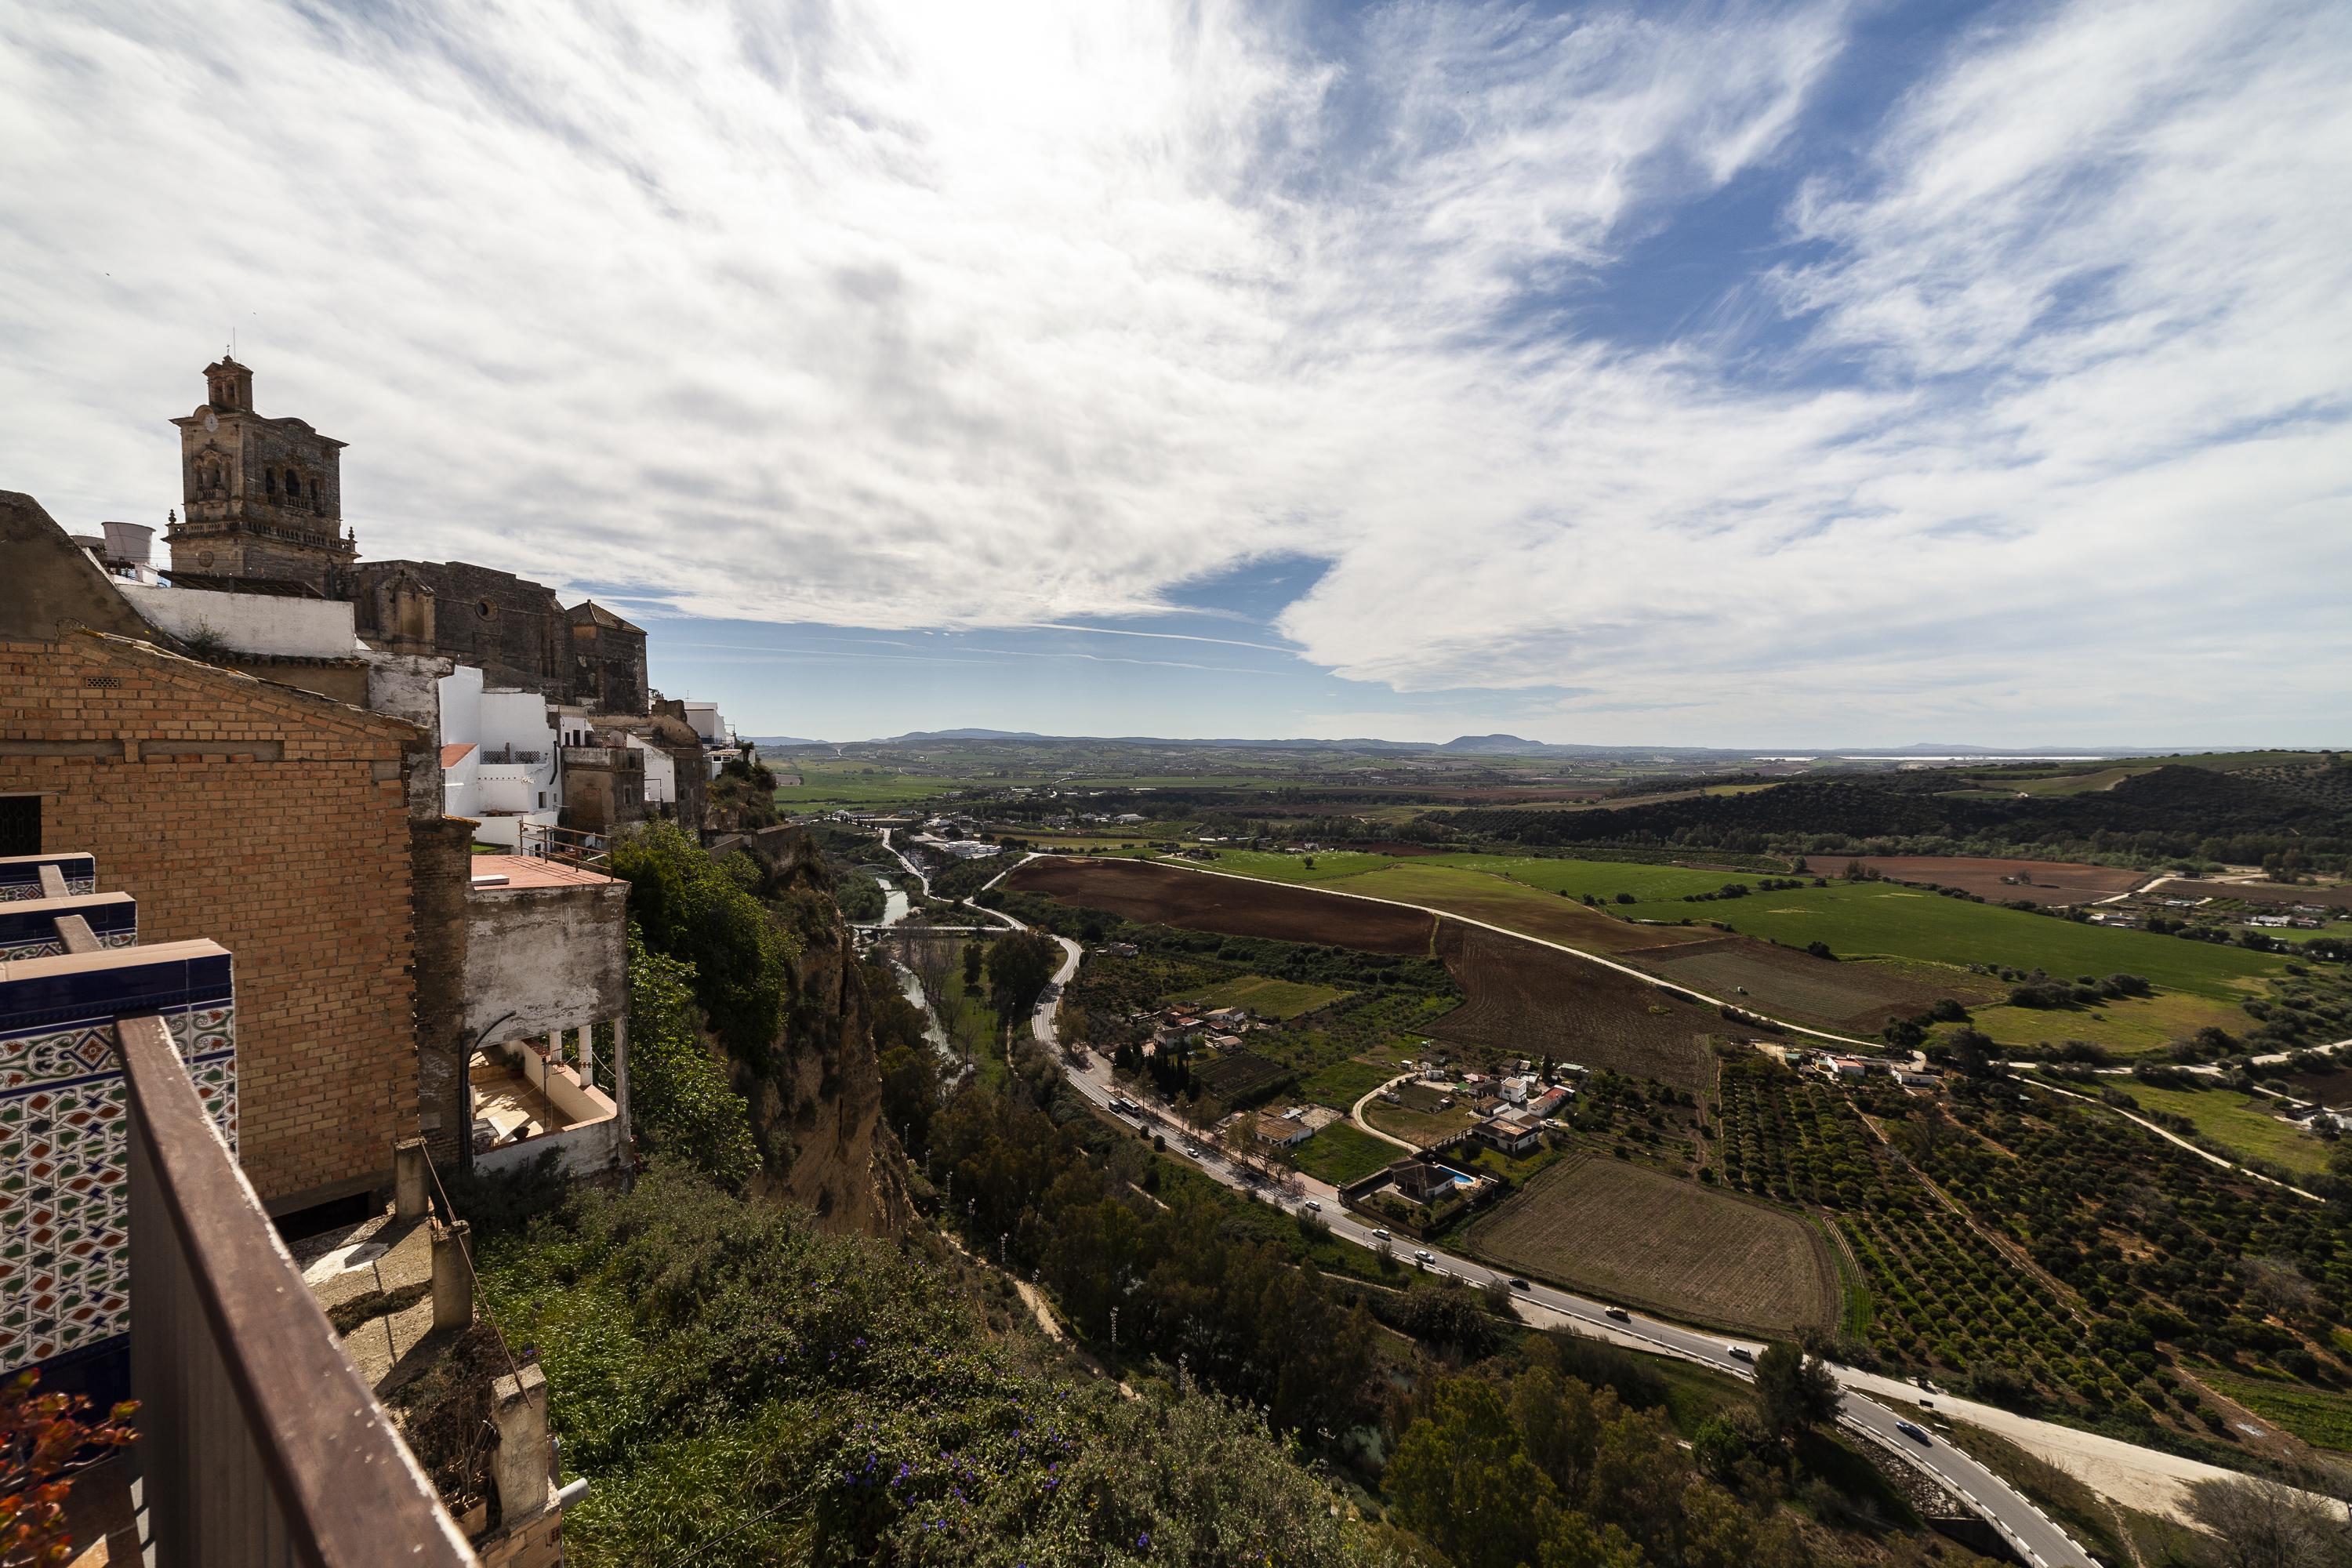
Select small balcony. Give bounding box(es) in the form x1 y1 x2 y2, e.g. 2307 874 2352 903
463 856 630 1178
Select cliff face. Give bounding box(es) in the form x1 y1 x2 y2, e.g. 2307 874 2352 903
727 828 915 1237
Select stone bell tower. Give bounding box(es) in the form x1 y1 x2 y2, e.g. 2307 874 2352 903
165 357 357 593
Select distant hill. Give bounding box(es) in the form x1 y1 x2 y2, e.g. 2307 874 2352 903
742 735 830 748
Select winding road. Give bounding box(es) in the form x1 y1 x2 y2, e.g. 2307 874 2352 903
872 839 2332 1566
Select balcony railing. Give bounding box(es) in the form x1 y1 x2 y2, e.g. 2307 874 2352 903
122 1014 476 1567
518 819 609 870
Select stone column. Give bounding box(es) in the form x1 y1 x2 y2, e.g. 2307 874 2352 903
490 1364 552 1523
394 1137 429 1221
431 1218 474 1332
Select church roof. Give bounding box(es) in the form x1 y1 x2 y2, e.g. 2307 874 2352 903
565 599 643 633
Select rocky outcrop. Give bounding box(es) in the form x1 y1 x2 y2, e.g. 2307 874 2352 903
724 828 916 1237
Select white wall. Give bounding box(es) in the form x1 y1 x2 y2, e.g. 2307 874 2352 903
437 665 486 749
682 702 724 742
631 737 677 805
121 583 358 658
480 690 556 753
463 882 629 1049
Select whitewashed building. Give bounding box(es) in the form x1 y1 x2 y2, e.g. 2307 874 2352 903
439 666 561 849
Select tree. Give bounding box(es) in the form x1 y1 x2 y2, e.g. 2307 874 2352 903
1385 1378 1554 1568
962 941 984 986
2186 1476 2350 1568
622 925 759 1188
1751 1342 1840 1445
984 929 1060 1022
609 821 794 1054
1540 1512 1647 1568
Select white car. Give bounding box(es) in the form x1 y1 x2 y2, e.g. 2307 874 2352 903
1302 1200 1322 1212
1372 1228 1392 1241
1413 1249 1435 1265
1727 1345 1754 1363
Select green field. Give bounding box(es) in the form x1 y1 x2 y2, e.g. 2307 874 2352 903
1417 853 1740 902
2196 1368 2352 1450
771 764 978 807
1968 989 2258 1056
1289 1122 1402 1185
1602 882 2281 1000
1167 974 1352 1020
2107 1082 2334 1175
1298 1057 1405 1109
1186 849 1403 884
1195 850 2283 998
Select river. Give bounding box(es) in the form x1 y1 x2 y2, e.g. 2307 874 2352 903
872 874 955 1063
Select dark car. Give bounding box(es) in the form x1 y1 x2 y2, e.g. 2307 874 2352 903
1604 1307 1631 1323
1509 1277 1530 1291
1896 1420 1933 1445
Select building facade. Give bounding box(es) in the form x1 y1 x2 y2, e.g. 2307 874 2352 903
0 631 428 1214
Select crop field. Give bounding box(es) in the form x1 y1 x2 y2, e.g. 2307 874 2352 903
1637 942 1978 1034
1167 974 1352 1019
1185 850 1406 884
1968 989 2259 1057
1298 1057 1405 1110
2108 1081 2334 1175
1813 855 2144 906
2003 767 2150 797
1005 858 1436 953
1465 1156 1838 1335
1602 881 2283 1001
2285 1065 2352 1105
1308 862 1708 954
1426 923 1716 1089
1192 1050 1291 1102
770 765 979 807
1416 855 1744 903
2195 1368 2352 1451
1289 1122 1400 1186
1363 1101 1474 1148
1714 1058 2153 1408
2151 878 2352 909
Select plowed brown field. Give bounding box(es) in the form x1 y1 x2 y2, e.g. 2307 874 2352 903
1813 855 2142 906
1004 858 1436 953
1636 942 1991 1033
1425 923 1715 1088
1467 1156 1837 1335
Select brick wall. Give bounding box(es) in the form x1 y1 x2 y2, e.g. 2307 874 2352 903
410 817 473 1167
0 633 424 1210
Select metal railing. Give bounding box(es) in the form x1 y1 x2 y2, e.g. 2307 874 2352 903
518 819 610 869
120 1014 476 1568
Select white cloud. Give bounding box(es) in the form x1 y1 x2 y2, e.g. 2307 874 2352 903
1 0 2346 742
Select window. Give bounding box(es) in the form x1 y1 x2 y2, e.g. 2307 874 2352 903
264 470 276 498
0 796 38 857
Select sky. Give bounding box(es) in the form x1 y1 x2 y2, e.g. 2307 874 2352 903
3 0 2349 747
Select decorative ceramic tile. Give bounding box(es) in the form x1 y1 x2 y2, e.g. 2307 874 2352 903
0 944 234 1376
0 895 137 960
0 857 97 903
